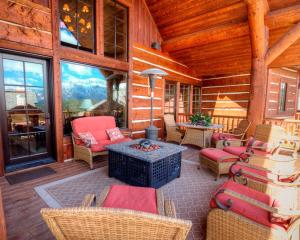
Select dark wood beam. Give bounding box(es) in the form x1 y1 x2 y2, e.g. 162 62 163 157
266 22 300 65
162 22 249 52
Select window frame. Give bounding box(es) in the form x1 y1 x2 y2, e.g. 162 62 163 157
192 86 201 114
164 81 177 115
59 0 96 53
103 0 129 61
60 60 128 136
278 81 288 113
179 84 190 115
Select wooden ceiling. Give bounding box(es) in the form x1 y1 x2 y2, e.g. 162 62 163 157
145 0 300 77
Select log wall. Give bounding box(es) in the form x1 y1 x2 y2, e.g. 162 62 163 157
265 68 299 118
0 0 53 55
131 43 201 138
201 74 251 117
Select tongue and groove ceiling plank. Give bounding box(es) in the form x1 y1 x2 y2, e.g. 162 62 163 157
145 0 300 77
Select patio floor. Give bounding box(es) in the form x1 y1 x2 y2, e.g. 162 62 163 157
0 145 201 240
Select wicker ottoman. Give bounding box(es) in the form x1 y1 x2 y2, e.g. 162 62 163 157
199 148 239 180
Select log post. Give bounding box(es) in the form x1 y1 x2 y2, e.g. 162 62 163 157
246 0 269 135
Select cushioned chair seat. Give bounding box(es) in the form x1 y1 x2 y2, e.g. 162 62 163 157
223 146 269 157
102 185 158 214
230 163 271 183
90 137 132 152
211 133 239 144
211 180 287 230
200 148 239 163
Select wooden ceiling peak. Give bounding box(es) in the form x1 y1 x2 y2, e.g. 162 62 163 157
145 0 300 77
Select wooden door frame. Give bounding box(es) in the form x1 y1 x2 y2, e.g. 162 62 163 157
0 53 54 172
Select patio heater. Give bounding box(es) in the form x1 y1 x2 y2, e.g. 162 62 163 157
140 68 168 140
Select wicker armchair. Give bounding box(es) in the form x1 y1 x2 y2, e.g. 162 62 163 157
230 141 300 209
207 180 300 240
222 124 287 158
212 120 251 149
41 189 192 240
164 114 183 143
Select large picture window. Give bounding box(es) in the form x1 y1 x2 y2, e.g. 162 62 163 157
61 61 127 135
59 0 95 52
104 0 128 61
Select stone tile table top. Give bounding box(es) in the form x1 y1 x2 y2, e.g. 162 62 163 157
105 139 187 162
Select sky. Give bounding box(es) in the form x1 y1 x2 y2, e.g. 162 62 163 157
61 61 108 105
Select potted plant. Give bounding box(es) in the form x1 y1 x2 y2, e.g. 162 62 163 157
189 112 212 126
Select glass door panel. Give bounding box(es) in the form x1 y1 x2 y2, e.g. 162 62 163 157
0 54 51 165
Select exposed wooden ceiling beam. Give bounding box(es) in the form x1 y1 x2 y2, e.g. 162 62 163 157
266 4 300 29
162 22 248 52
266 22 300 65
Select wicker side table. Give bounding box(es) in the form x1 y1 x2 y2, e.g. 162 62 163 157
177 123 223 148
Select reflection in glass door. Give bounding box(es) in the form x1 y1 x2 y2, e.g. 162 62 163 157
0 54 52 166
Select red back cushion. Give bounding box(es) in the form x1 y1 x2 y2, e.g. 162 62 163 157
72 116 116 141
103 185 158 214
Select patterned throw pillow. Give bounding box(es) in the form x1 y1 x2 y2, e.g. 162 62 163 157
106 127 124 141
78 132 98 147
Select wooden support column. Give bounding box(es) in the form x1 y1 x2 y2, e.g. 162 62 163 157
52 0 64 163
246 0 269 134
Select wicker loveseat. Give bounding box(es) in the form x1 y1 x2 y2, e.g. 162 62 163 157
72 116 132 169
41 186 192 240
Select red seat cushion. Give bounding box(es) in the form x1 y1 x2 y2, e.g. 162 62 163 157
102 185 158 214
230 163 271 183
223 146 269 157
200 148 238 163
72 116 117 144
211 132 239 144
90 137 132 153
210 180 287 230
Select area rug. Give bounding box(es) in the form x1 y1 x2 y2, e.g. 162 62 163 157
35 160 225 240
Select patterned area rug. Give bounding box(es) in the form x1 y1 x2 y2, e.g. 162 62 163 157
35 160 225 240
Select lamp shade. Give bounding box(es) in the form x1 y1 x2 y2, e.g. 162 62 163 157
80 99 93 110
140 68 168 77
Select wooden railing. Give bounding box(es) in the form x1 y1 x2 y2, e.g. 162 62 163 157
178 114 300 138
177 113 246 133
264 118 300 138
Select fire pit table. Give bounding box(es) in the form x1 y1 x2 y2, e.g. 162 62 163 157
106 139 187 188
